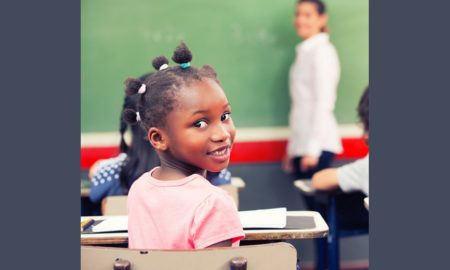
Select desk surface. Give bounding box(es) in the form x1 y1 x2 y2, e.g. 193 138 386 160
81 211 328 245
81 177 246 198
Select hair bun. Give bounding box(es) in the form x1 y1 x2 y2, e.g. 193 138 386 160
124 78 144 95
152 56 169 71
171 41 192 64
122 108 139 124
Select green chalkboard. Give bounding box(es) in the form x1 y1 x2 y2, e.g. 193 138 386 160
81 0 368 132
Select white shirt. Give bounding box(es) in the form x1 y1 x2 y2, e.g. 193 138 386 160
337 154 369 196
288 33 343 157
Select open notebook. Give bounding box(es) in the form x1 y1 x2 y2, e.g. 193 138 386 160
238 207 287 229
81 208 315 234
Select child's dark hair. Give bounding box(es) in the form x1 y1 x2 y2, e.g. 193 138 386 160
119 73 160 191
297 0 328 32
122 42 220 130
357 86 369 133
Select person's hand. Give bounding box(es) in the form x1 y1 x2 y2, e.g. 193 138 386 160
282 154 293 173
300 155 319 172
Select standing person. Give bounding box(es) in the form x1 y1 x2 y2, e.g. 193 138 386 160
283 0 342 179
125 42 244 249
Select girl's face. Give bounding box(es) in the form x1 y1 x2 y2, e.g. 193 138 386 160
162 79 235 173
294 2 327 39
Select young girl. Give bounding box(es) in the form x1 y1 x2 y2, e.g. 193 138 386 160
88 74 234 206
124 42 245 250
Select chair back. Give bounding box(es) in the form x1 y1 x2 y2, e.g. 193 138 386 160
102 196 128 216
81 242 297 270
219 184 239 207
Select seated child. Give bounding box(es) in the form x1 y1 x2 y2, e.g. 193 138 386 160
125 42 245 249
88 81 234 205
88 77 160 204
312 87 369 196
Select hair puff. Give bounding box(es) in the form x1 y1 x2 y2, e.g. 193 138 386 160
171 41 192 64
122 108 139 125
152 56 169 71
124 78 144 96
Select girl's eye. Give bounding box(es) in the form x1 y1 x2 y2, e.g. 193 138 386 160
221 112 231 121
194 120 207 128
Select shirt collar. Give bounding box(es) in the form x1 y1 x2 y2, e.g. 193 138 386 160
297 32 329 52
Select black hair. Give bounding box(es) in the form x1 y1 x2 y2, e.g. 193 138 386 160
122 41 220 131
297 0 328 32
119 73 160 192
357 86 369 133
298 0 326 14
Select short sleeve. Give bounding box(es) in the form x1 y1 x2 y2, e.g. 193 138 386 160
337 155 369 195
190 191 245 249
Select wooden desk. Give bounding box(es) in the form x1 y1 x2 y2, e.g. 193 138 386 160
81 211 328 245
81 177 246 197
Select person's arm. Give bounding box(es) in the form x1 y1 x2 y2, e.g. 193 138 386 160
191 192 245 249
206 239 232 248
88 159 106 179
312 168 339 190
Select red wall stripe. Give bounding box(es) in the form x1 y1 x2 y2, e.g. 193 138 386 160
80 138 368 169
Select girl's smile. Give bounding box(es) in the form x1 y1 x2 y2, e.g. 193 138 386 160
206 144 232 163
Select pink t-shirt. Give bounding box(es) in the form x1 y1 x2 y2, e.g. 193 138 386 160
127 167 245 250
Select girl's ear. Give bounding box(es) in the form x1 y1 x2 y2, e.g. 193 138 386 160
148 127 168 151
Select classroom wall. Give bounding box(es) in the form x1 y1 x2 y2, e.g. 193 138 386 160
81 0 368 133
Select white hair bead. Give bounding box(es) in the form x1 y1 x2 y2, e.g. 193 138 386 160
136 112 141 122
138 84 146 94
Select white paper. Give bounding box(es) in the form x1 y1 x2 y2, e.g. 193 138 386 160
92 216 128 233
238 207 287 228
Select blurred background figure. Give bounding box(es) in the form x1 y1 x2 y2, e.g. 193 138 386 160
284 0 342 180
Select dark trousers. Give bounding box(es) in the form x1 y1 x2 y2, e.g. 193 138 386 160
291 151 336 180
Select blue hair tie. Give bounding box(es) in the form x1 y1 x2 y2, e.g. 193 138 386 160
180 62 191 69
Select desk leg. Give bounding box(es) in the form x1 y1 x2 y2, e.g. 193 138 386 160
316 238 327 270
315 201 328 270
328 196 339 270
